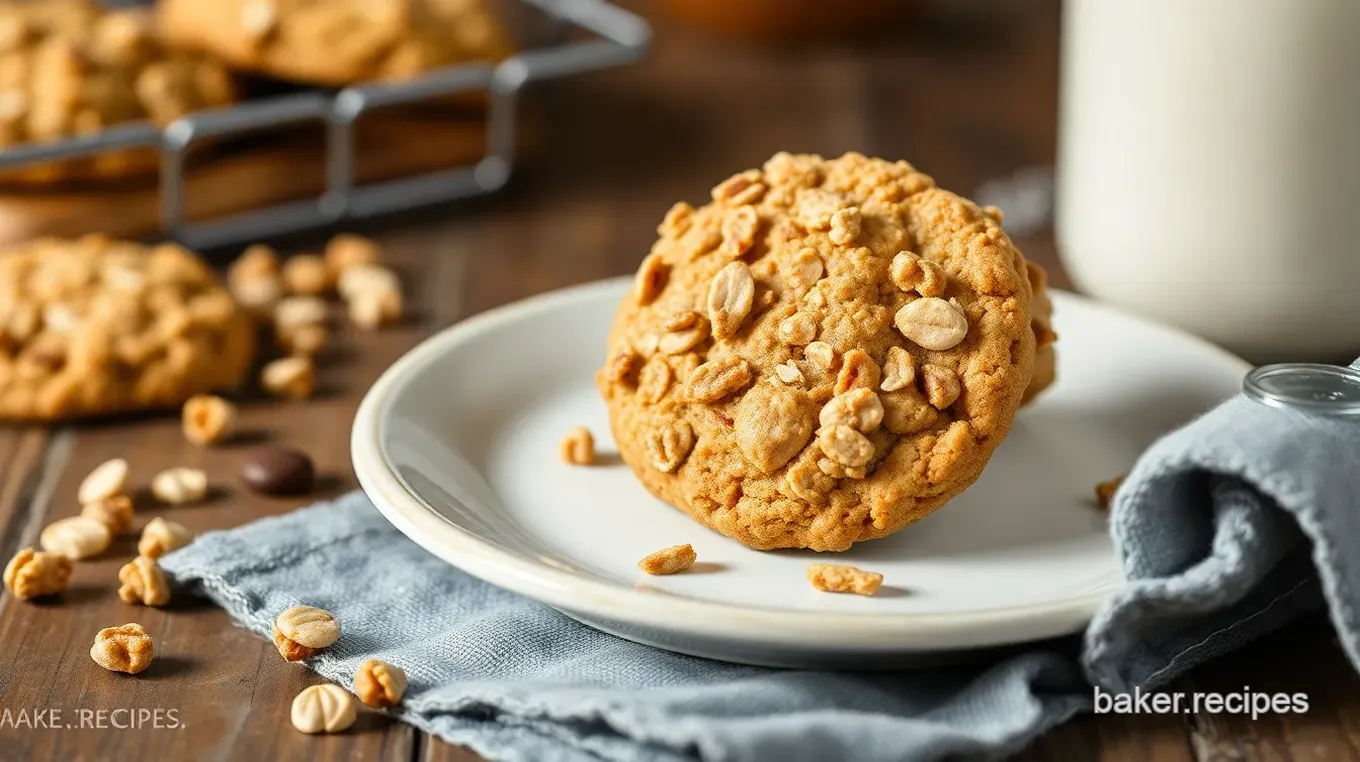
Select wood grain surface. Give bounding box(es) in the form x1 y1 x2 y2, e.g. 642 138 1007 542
2 1 1355 760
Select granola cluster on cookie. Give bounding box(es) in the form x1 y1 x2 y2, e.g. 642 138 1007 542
599 152 1044 551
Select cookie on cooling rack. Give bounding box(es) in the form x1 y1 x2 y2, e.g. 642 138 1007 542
0 235 256 421
0 0 236 184
597 152 1038 552
157 0 514 87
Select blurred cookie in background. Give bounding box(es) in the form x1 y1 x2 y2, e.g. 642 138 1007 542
0 0 237 184
655 0 916 42
156 0 515 87
0 235 255 421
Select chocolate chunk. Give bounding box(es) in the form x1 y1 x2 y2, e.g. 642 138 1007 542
241 446 315 496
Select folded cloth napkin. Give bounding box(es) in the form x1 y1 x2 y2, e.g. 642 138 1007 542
161 391 1351 762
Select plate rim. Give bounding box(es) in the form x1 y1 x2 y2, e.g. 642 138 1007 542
352 276 1249 652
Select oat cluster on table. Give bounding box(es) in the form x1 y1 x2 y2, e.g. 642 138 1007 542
90 623 156 674
598 152 1052 552
138 516 194 559
150 467 208 505
182 394 237 445
227 233 406 403
4 457 201 614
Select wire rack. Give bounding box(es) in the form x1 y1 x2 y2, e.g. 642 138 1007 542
0 0 650 251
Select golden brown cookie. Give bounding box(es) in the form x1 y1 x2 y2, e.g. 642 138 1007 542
598 152 1037 552
0 235 255 421
0 0 236 185
157 0 514 87
1021 259 1056 404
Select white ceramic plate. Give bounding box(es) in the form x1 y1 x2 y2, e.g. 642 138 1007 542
352 277 1249 668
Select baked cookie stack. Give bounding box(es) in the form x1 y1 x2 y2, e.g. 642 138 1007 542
599 152 1058 551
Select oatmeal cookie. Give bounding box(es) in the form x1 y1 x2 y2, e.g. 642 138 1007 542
598 152 1037 551
0 0 236 185
1022 259 1056 403
157 0 514 87
0 235 255 421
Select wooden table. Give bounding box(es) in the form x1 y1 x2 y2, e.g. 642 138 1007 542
3 1 1357 760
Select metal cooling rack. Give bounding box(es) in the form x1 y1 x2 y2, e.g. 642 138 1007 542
0 0 650 250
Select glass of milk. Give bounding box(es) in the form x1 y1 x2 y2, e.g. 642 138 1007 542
1056 0 1360 364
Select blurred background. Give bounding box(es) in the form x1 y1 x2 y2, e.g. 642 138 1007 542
5 0 1357 363
0 0 1061 282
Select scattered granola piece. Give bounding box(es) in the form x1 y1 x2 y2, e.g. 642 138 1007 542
40 516 113 560
138 517 194 559
325 233 383 278
337 264 400 303
560 427 595 466
79 458 129 505
182 394 236 445
354 659 408 708
637 544 697 575
117 556 171 607
90 623 155 674
81 495 134 536
348 288 402 330
273 605 341 661
807 563 883 596
3 548 72 599
150 467 208 505
282 254 332 296
261 356 317 399
1095 476 1124 510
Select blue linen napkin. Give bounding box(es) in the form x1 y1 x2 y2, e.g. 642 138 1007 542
161 391 1349 762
